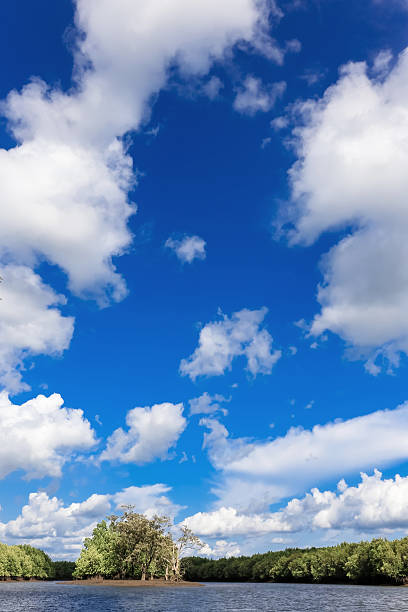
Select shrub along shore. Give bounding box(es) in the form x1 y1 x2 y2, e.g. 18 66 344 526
183 537 408 585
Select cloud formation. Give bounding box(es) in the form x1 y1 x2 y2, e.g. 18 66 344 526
165 235 206 263
0 392 96 479
180 308 281 380
100 402 186 464
0 265 74 393
234 76 286 114
112 484 184 519
184 470 408 538
1 0 281 299
199 539 241 558
184 505 290 536
284 49 408 372
0 0 284 382
201 402 408 510
189 392 230 416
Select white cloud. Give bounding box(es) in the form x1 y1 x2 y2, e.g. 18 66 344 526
271 115 289 130
112 484 184 519
179 451 189 464
0 0 285 388
0 265 74 393
100 402 186 464
0 0 282 301
199 539 241 558
372 49 393 77
1 90 134 304
0 392 96 480
165 235 206 263
305 470 408 531
0 483 180 558
184 506 290 536
282 49 408 372
180 307 281 380
233 76 286 115
183 470 408 539
0 491 110 542
189 392 230 416
202 76 224 100
201 402 408 510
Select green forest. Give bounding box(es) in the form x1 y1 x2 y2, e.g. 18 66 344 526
0 543 73 580
183 537 408 585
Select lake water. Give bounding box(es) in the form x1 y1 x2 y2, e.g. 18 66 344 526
0 581 408 611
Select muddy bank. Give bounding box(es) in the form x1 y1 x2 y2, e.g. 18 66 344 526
60 579 203 588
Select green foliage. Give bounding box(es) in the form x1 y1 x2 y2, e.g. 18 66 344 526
19 545 54 579
0 542 54 579
73 509 202 581
182 538 408 586
73 520 120 579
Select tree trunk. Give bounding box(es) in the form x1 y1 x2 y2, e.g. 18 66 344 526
141 572 146 581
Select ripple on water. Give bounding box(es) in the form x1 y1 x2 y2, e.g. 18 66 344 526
0 581 407 612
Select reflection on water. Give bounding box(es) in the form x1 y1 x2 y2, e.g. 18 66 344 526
0 581 407 611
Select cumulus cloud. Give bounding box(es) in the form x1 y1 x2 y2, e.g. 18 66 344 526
0 265 74 393
304 470 408 531
233 76 286 114
112 484 184 519
180 308 281 380
201 402 408 510
0 0 283 301
0 0 285 380
189 392 230 415
0 392 96 480
183 470 408 539
0 483 180 558
282 49 408 372
184 506 290 536
100 402 186 464
165 235 206 263
199 539 241 558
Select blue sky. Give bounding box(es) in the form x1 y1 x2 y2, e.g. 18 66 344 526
1 0 408 559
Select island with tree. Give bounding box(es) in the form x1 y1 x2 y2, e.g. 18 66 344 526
72 506 202 585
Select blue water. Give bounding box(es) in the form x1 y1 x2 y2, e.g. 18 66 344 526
0 581 407 611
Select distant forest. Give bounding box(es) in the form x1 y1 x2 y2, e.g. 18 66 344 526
4 530 408 586
183 537 408 585
0 542 74 580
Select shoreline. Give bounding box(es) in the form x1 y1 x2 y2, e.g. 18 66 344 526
59 579 204 588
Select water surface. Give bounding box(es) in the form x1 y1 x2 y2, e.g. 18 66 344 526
0 581 407 611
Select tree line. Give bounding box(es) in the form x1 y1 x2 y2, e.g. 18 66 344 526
183 537 408 585
0 543 55 579
73 507 201 581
